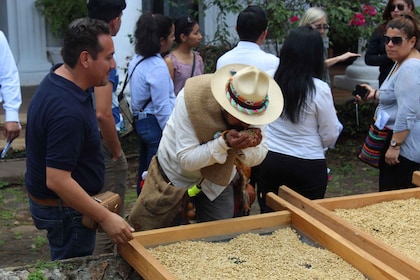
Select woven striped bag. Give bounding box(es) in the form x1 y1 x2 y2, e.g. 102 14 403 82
358 124 392 168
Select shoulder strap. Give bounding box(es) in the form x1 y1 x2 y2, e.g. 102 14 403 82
190 52 196 77
118 57 146 101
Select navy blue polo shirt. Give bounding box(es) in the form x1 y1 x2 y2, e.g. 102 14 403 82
25 64 104 198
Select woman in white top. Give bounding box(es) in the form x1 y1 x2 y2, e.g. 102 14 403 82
257 26 341 213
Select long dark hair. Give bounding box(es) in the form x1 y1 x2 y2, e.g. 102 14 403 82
383 0 415 22
274 25 325 123
134 12 173 57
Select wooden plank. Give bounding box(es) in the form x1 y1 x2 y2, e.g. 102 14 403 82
118 239 177 280
118 211 292 279
266 194 408 280
268 187 420 279
132 211 291 247
314 187 420 210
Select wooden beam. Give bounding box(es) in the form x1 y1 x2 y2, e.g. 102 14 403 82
267 187 419 279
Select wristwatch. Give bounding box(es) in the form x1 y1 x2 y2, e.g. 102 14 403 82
390 139 401 147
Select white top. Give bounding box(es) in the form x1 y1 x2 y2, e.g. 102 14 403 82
266 78 340 159
216 41 280 77
157 90 267 200
0 31 21 123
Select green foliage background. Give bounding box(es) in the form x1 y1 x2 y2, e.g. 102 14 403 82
34 0 87 38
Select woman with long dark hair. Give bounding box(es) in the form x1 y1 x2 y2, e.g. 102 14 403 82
365 0 415 86
257 26 341 213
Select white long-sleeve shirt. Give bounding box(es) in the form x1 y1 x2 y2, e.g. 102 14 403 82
216 41 279 77
266 78 340 159
157 89 267 200
0 31 21 123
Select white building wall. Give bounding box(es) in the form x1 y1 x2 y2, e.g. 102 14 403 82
1 0 51 86
113 0 142 88
1 0 241 86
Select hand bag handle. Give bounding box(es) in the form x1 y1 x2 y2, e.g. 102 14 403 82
118 57 146 102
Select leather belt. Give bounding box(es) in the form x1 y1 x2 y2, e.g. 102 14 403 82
29 193 69 207
156 157 171 184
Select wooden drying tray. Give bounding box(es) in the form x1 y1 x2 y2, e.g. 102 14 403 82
317 170 420 210
118 207 402 279
266 186 420 280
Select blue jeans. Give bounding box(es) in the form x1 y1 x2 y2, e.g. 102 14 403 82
134 113 162 195
29 197 96 260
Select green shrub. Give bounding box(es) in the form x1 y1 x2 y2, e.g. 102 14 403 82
336 100 377 137
34 0 87 38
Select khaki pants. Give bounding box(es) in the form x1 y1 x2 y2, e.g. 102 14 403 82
93 139 128 255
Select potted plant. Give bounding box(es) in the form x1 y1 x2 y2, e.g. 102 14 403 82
34 0 87 63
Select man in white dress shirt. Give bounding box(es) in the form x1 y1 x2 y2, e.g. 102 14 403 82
0 31 21 143
216 5 279 76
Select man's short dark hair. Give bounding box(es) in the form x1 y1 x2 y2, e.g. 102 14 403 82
62 18 110 68
236 5 267 42
87 0 126 23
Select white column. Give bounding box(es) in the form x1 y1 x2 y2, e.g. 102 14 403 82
6 0 51 86
113 0 142 90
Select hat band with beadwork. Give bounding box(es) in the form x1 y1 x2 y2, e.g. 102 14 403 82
225 77 269 115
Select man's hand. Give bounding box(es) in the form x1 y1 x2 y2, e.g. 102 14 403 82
99 212 134 244
225 128 262 149
3 122 20 142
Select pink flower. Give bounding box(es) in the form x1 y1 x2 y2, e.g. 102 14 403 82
363 4 377 16
289 15 299 23
349 13 366 26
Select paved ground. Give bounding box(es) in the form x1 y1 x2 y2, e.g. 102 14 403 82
0 65 353 183
0 85 36 183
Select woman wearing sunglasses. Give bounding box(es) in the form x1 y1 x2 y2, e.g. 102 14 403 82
357 13 420 192
299 7 360 86
365 0 415 86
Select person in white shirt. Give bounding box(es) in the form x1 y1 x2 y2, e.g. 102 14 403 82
257 26 341 213
216 5 279 76
0 31 21 142
127 64 284 230
216 5 279 215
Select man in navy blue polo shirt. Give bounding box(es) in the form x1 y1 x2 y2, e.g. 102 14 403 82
25 18 133 260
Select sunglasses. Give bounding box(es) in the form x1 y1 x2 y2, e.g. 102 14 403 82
383 35 408 45
390 3 406 11
313 24 329 30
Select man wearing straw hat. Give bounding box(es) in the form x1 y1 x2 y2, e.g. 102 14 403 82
128 64 283 230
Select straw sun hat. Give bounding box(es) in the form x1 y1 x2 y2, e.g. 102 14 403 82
211 64 284 125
